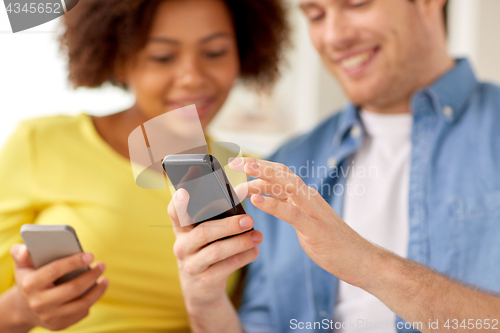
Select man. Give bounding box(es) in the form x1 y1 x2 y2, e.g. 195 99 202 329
168 0 500 332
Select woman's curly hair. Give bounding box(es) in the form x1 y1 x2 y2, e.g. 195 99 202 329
58 0 290 90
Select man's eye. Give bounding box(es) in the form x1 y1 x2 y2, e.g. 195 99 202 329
309 13 325 22
306 8 325 22
350 0 370 8
205 50 228 58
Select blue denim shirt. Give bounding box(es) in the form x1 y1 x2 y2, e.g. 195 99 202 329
238 59 500 333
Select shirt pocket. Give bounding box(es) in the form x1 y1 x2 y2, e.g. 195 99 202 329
452 190 500 220
450 190 500 291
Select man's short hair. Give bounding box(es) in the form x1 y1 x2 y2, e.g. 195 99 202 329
410 0 449 33
443 0 449 33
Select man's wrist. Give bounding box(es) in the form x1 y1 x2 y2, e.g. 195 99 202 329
357 245 402 295
360 246 430 304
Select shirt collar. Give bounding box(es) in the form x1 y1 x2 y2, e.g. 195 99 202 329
418 58 478 123
323 103 363 174
333 57 478 149
331 103 360 149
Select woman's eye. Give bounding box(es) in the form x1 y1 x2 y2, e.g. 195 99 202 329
150 55 175 63
205 49 228 58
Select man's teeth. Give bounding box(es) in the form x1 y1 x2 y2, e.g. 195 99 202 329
340 51 372 70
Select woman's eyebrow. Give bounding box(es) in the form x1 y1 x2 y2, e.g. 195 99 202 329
147 37 180 45
147 32 232 45
200 32 233 43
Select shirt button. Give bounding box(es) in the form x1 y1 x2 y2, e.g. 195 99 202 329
350 125 361 138
319 310 327 317
327 157 337 169
443 106 453 117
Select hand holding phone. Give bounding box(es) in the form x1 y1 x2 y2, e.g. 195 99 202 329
167 190 262 310
5 225 108 331
164 154 262 309
20 225 90 285
163 154 252 239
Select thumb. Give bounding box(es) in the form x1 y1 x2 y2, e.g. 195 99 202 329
172 188 194 227
10 244 35 269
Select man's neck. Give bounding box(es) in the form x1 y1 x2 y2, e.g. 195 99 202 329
363 56 456 115
363 101 411 115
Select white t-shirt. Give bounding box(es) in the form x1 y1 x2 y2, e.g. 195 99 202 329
333 110 412 332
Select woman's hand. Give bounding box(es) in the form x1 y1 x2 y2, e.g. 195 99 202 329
168 188 262 312
8 244 108 331
229 157 380 289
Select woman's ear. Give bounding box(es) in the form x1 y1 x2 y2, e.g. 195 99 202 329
113 67 126 88
113 58 131 89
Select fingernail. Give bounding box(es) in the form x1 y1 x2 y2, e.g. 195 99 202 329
83 253 94 264
252 195 265 203
98 262 106 272
249 163 259 170
239 216 253 229
12 244 21 257
229 157 242 165
177 190 186 202
251 231 261 243
98 277 109 286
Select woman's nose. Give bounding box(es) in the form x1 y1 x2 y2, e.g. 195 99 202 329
175 57 206 88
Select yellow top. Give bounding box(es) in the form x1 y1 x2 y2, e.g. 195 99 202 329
0 113 244 333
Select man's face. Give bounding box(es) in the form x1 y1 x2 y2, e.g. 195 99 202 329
300 0 438 109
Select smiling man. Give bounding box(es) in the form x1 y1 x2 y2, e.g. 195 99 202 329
167 0 500 332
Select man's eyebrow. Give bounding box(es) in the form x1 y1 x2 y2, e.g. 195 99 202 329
299 1 319 10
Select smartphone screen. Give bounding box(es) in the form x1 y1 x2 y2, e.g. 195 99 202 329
163 154 245 225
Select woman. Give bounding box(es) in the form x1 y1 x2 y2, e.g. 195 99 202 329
0 0 289 332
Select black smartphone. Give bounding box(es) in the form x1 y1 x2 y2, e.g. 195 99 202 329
162 154 252 239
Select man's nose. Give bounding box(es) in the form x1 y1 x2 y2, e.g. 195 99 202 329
322 11 359 51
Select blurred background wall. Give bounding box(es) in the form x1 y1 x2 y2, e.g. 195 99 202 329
1 0 499 157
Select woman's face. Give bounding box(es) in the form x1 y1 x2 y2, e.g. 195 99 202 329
123 0 240 130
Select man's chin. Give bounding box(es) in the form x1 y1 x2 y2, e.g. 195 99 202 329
343 90 375 108
340 78 386 106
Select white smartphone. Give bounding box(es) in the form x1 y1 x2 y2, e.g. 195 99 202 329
20 224 90 285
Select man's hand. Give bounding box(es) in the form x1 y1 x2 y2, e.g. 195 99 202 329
230 157 500 333
230 157 379 289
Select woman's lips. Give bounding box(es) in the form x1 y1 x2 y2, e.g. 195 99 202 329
166 96 215 119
